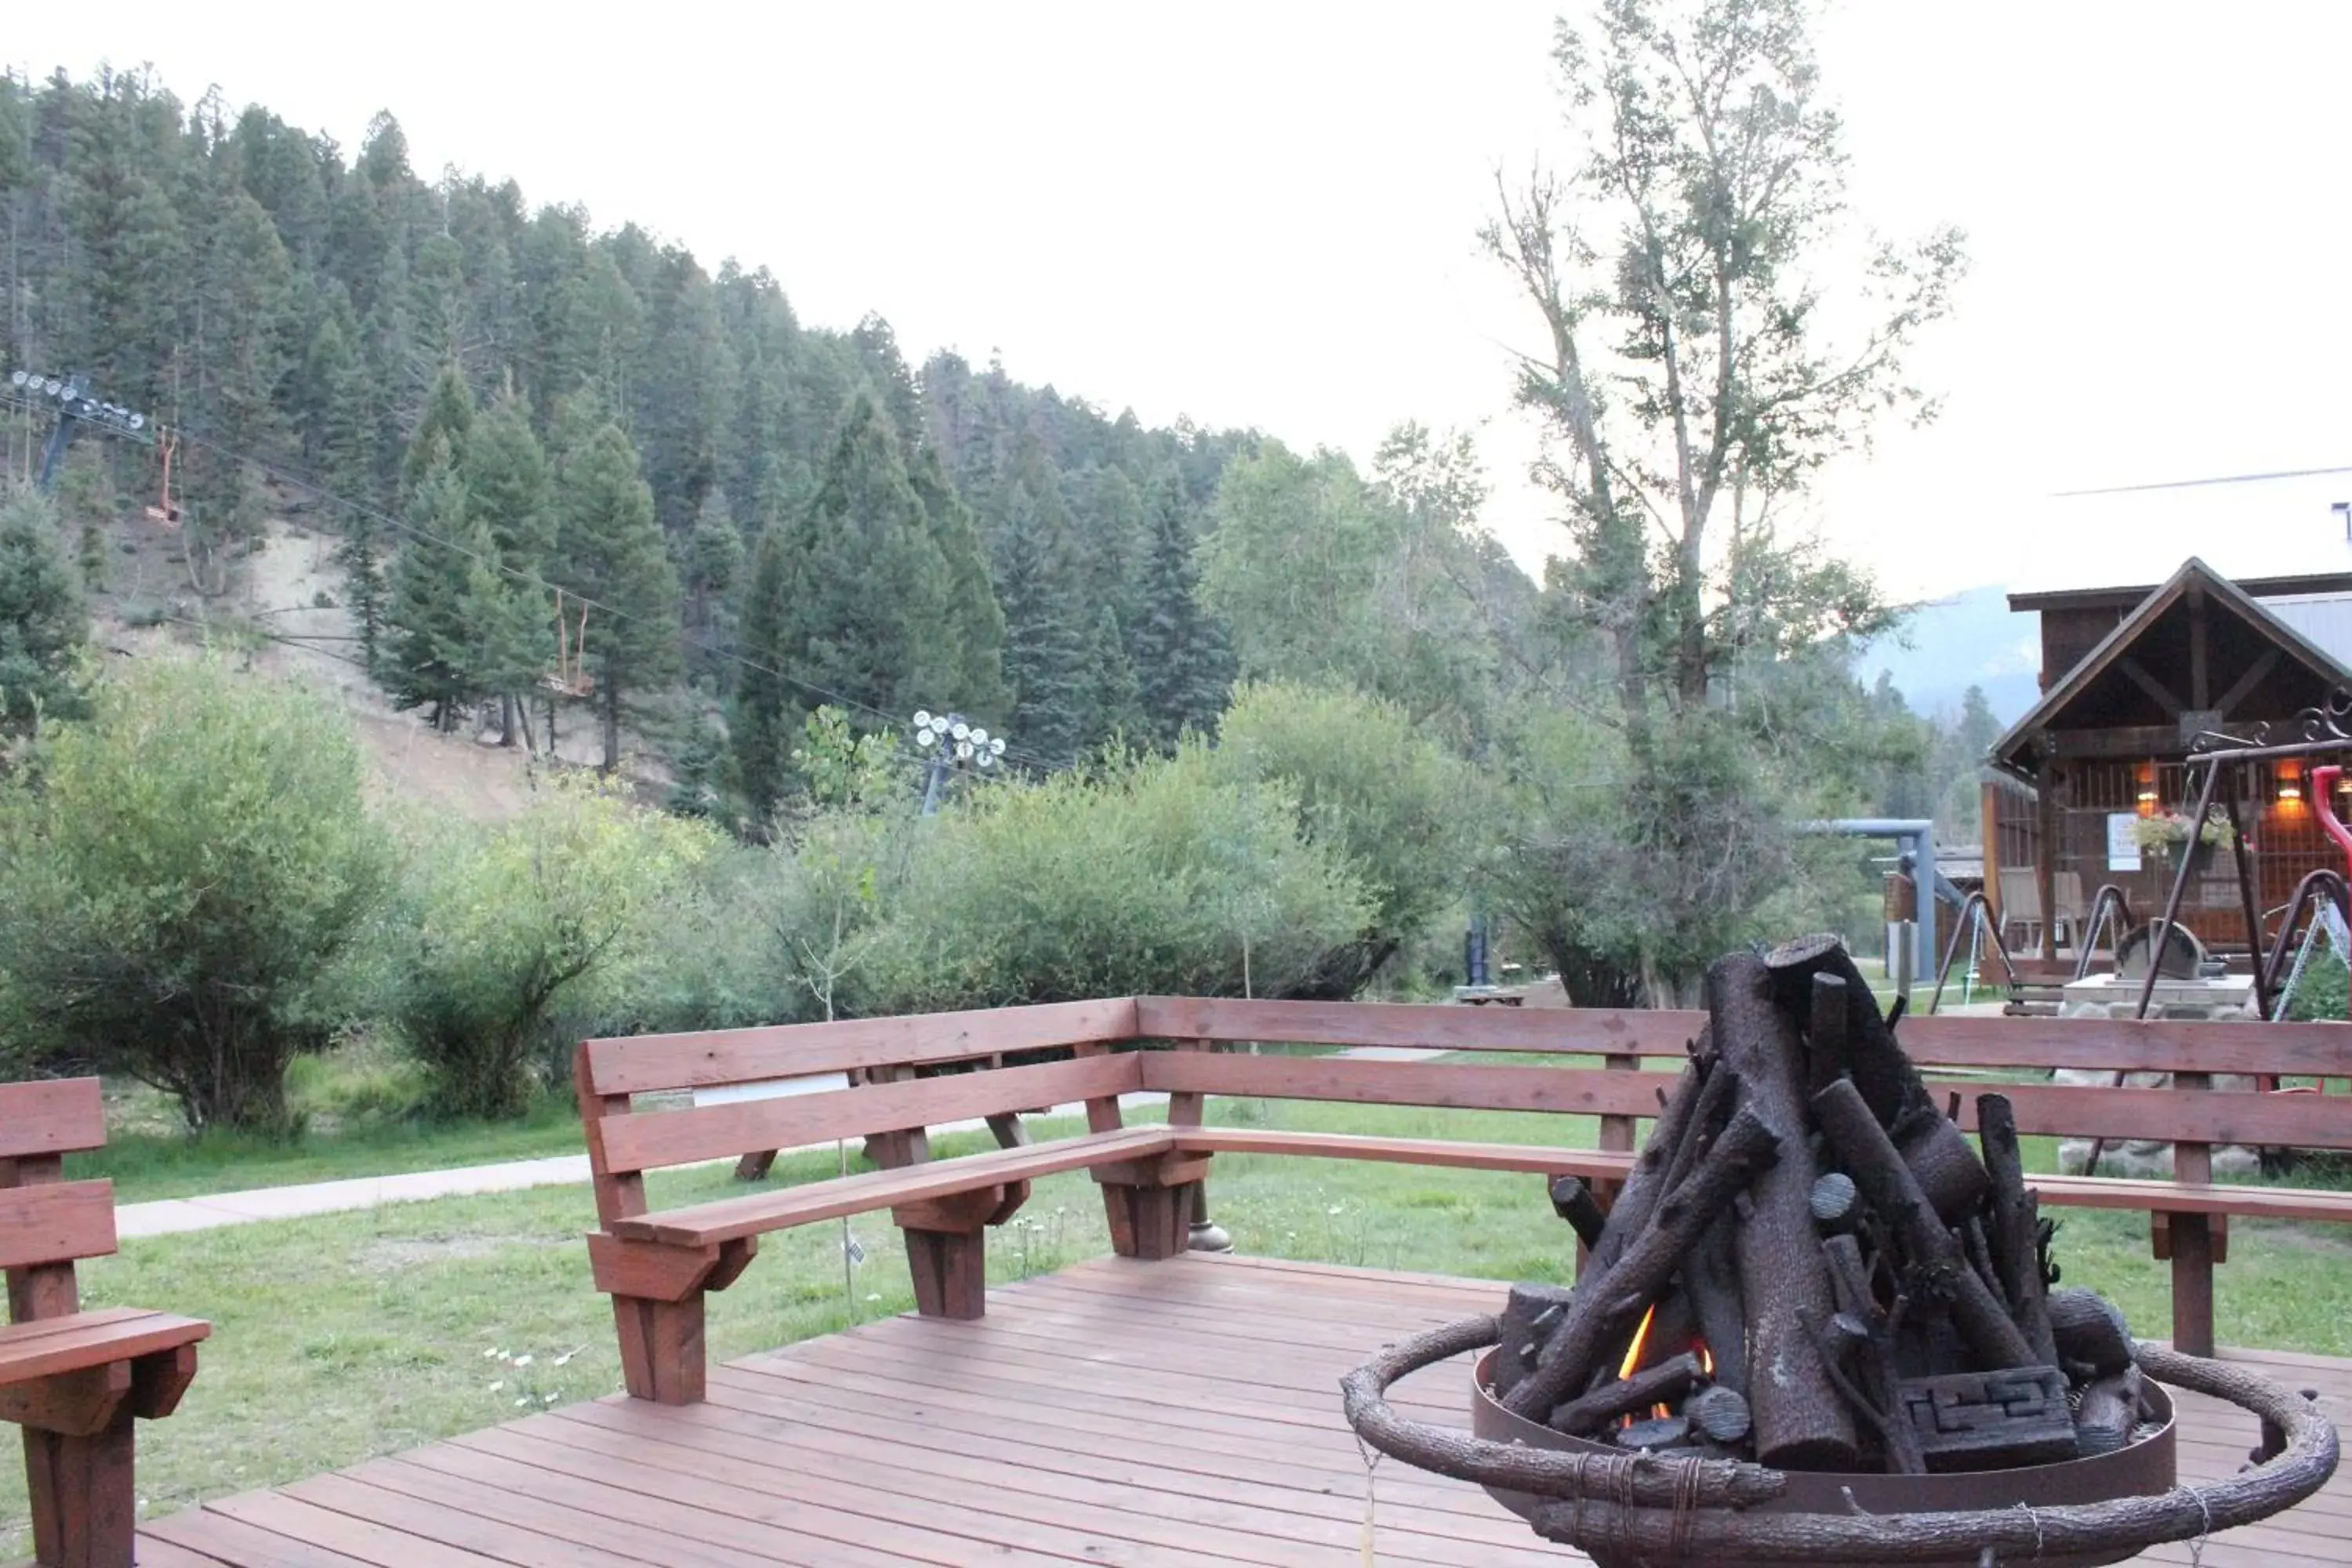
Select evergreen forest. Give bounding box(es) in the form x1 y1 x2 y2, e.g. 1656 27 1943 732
0 16 2012 1133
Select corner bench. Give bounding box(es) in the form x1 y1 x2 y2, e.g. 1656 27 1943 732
3 1078 209 1568
575 995 2352 1404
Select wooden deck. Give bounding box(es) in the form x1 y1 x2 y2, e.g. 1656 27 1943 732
129 1253 2352 1567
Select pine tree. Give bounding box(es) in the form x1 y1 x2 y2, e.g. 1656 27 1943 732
409 231 471 381
185 188 297 551
907 441 1007 720
459 390 555 742
554 421 680 771
402 365 475 499
728 520 798 831
681 486 744 692
379 459 483 727
304 295 372 491
339 509 390 673
775 392 953 718
0 488 91 733
1083 604 1143 750
998 476 1091 769
1131 470 1233 745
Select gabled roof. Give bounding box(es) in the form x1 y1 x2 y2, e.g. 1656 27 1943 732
2007 570 2352 615
1990 557 2352 779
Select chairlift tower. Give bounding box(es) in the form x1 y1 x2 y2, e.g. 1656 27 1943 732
9 369 154 490
911 710 1007 815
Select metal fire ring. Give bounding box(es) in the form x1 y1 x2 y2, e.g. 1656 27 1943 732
1341 1312 2339 1567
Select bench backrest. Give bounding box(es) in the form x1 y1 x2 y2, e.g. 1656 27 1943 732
574 999 1146 1225
573 995 2352 1231
1127 996 2352 1156
0 1078 117 1317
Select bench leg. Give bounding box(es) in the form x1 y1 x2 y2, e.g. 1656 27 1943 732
2169 1213 2216 1357
24 1403 135 1568
611 1294 706 1405
905 1229 987 1319
1104 1181 1195 1261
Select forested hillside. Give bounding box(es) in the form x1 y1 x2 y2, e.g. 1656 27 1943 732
0 23 1992 1032
0 65 1328 799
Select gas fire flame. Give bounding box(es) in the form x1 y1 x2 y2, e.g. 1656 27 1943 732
1614 1306 1712 1427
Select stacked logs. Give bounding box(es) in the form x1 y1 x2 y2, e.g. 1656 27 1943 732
1494 935 2152 1475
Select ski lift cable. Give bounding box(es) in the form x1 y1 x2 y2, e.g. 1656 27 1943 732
2053 463 2352 499
0 388 1064 772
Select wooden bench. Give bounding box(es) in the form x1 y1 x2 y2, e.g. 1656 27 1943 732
575 995 2352 1403
2 1078 209 1568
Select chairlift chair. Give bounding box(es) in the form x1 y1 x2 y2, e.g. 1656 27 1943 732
543 588 595 698
143 427 181 525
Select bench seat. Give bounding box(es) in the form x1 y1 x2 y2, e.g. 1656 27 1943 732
1173 1127 1642 1178
0 1308 210 1387
609 1126 1174 1248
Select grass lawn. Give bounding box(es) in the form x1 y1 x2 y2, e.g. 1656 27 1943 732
9 1091 2352 1558
64 1067 590 1204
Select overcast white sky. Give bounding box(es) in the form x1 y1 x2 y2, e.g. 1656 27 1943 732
14 2 2352 601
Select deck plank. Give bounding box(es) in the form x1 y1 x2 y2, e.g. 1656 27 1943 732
137 1252 2352 1567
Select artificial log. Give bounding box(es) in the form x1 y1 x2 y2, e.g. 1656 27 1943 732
1504 1105 1781 1421
1584 1058 1740 1386
1960 1217 2002 1303
1495 1282 1573 1399
1819 1233 1926 1475
2075 1365 2142 1457
1893 1106 1991 1223
1808 1171 1859 1228
1979 1093 2060 1367
1548 1174 1610 1253
1550 1352 1701 1435
1806 970 1849 1098
1683 1214 1749 1399
1811 1076 2040 1372
1718 959 1860 1464
2049 1287 2133 1378
1711 951 1855 1470
1686 1384 1751 1444
1766 934 1929 1129
1805 1308 1915 1474
1616 1414 1690 1450
1590 1044 1718 1275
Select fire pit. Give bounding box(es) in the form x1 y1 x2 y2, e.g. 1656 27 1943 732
1342 937 2340 1566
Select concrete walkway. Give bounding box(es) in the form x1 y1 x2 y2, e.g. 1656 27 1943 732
114 1084 1176 1240
114 1043 1444 1241
117 1154 597 1238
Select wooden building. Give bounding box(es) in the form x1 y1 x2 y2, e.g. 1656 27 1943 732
1986 558 2352 959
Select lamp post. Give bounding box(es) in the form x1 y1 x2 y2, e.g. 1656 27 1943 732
912 710 1006 815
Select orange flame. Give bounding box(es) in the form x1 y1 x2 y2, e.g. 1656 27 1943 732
1617 1305 1658 1428
1697 1340 1715 1377
1618 1304 1657 1382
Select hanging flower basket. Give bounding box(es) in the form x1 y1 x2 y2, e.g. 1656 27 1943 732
2133 809 2232 874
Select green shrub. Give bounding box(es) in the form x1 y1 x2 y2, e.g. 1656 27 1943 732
384 776 727 1118
1213 681 1477 991
854 742 1373 1011
2285 951 2349 1023
0 658 394 1131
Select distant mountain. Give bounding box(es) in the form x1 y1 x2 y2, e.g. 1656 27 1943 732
1858 583 2040 725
